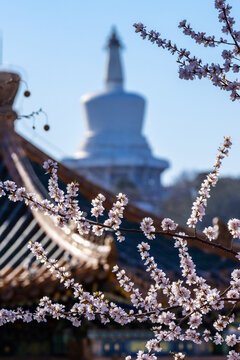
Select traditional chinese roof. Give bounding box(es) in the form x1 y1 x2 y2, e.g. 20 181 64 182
0 71 237 305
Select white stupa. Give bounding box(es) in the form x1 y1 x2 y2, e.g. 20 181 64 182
64 29 169 212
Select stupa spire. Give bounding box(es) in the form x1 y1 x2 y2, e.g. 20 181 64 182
105 28 124 91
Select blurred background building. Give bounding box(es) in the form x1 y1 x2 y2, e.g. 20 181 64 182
64 29 169 213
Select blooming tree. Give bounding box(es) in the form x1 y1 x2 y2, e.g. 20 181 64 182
0 137 239 360
1 2 240 360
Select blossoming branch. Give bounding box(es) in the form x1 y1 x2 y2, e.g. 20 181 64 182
1 136 240 360
133 0 240 101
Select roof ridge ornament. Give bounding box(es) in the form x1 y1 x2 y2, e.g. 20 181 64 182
0 71 20 129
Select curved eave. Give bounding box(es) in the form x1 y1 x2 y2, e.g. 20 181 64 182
0 129 113 301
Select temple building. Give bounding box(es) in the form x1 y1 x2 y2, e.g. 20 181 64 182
64 30 169 212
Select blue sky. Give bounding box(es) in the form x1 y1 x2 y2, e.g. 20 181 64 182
1 0 240 185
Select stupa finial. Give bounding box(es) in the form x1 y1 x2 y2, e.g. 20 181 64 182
106 26 122 48
105 27 124 90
